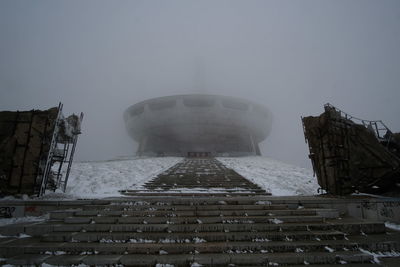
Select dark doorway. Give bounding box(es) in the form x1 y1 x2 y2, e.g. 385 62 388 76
187 152 211 158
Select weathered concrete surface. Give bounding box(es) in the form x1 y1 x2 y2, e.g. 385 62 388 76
302 104 400 195
0 108 58 196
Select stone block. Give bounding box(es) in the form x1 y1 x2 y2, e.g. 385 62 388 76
83 255 122 265
6 255 51 265
45 255 87 265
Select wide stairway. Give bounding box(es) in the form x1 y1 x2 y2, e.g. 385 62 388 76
1 158 399 266
121 158 267 195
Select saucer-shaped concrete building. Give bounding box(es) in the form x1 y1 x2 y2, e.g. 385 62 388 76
124 95 272 157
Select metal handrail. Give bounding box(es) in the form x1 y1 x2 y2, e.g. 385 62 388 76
324 103 392 140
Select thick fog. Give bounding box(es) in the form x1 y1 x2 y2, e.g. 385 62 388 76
1 0 399 167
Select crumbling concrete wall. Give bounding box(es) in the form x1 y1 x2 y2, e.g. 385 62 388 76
0 108 58 196
302 105 400 195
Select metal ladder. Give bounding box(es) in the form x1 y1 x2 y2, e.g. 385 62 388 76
37 104 83 196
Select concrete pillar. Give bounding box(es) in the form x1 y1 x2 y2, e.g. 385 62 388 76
137 135 148 156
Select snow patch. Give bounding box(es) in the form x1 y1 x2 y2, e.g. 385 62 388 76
0 215 48 226
385 221 400 231
218 156 319 196
0 233 31 239
193 237 207 243
255 200 272 205
252 237 270 242
359 248 400 263
269 218 283 224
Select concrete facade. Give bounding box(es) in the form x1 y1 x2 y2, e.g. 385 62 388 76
124 95 273 156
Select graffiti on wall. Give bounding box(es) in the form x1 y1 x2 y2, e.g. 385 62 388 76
361 201 400 221
0 206 16 218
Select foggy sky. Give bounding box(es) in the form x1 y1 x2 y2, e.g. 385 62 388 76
1 0 399 168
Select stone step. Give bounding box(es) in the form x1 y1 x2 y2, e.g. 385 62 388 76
63 214 327 225
144 181 259 185
79 203 291 211
144 180 262 183
43 221 385 235
144 182 261 185
142 183 262 186
41 230 346 243
140 189 264 193
4 251 375 266
53 206 307 220
18 219 387 237
195 251 373 266
72 208 324 217
286 265 380 267
143 184 264 189
101 196 289 204
107 198 303 206
120 192 269 196
3 236 398 257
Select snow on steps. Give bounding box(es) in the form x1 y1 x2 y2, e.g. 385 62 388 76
1 195 400 266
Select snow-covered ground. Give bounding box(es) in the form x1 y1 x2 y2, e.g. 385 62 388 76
56 157 182 199
2 156 318 200
218 156 319 195
59 156 316 197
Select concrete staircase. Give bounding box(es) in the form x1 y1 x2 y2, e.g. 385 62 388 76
1 195 399 266
121 158 268 196
1 158 399 266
